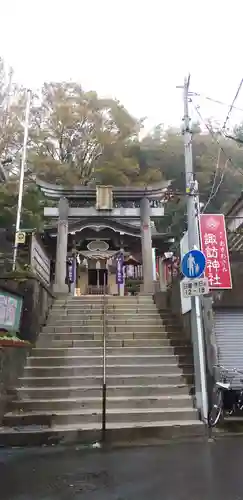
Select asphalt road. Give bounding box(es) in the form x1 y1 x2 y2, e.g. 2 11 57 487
0 438 243 499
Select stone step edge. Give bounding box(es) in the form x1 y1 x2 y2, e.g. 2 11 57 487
11 394 192 404
40 332 182 335
25 363 193 369
17 383 193 390
5 407 197 417
28 354 191 359
19 374 194 382
0 420 203 437
32 348 190 357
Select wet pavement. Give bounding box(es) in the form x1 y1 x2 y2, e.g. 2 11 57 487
0 438 243 499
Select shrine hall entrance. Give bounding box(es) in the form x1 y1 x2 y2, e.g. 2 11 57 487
88 269 108 288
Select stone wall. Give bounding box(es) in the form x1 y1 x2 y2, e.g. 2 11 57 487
0 346 29 421
166 279 192 340
0 276 54 421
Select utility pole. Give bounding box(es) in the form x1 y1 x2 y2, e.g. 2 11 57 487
182 76 208 423
12 89 31 271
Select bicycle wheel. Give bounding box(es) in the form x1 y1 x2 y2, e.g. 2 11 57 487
208 387 223 427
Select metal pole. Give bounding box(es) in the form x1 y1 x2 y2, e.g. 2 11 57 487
182 76 208 422
12 89 31 271
102 269 107 443
120 248 125 296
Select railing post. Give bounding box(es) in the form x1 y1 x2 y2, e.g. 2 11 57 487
102 273 107 443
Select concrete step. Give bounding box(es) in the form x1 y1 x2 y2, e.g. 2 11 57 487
40 331 100 340
11 395 193 412
106 318 165 324
27 354 192 366
46 319 171 328
42 325 103 333
106 325 177 332
49 314 163 321
3 407 197 427
33 346 192 357
0 420 204 448
54 299 153 306
44 322 181 332
52 305 157 311
51 307 103 313
106 306 159 311
40 329 179 339
53 303 104 308
24 364 193 377
53 301 157 307
106 309 160 314
51 306 103 312
55 296 103 300
45 320 104 327
49 314 103 321
108 298 154 303
37 338 189 348
105 332 179 339
17 384 194 399
38 333 187 344
20 373 194 388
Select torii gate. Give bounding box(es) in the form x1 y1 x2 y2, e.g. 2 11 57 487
37 181 171 294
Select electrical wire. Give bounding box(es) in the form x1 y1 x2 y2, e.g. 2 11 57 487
191 80 243 208
190 91 243 113
191 103 243 211
205 159 230 207
222 78 243 132
202 148 221 213
192 102 243 176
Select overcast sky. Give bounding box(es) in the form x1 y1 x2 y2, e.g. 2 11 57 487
1 0 243 132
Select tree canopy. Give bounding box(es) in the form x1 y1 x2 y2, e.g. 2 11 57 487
1 57 243 239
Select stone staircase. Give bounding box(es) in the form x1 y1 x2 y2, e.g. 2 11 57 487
0 295 204 446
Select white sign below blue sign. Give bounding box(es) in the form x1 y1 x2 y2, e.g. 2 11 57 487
181 250 206 279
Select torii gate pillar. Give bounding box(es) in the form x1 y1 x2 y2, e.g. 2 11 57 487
53 197 69 294
140 197 154 294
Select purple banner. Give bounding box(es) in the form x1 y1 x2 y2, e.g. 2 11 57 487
116 254 124 285
68 257 76 284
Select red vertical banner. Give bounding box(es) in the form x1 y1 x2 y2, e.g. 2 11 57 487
199 214 232 289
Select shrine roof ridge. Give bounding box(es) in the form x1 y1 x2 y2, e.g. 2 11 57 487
36 178 171 200
44 216 173 241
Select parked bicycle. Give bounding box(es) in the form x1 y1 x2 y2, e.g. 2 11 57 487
208 364 243 427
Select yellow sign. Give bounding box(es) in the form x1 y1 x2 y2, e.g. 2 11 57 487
16 232 26 244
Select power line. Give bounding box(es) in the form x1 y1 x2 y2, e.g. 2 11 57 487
206 159 230 207
222 78 243 132
201 77 243 209
190 91 243 113
192 102 243 178
190 102 243 212
203 148 221 212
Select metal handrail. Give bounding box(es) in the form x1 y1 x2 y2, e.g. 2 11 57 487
101 275 107 443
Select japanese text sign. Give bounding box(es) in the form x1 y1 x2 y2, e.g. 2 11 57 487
0 291 23 332
181 278 209 298
199 214 232 289
116 254 124 285
68 257 76 284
